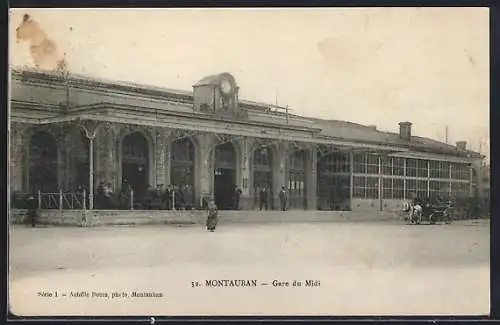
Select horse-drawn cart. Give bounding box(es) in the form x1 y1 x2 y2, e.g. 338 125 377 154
406 201 453 225
423 202 453 224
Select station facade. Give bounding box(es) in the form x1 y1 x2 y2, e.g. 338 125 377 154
9 69 483 212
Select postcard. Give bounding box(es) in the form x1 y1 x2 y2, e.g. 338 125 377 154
8 7 490 317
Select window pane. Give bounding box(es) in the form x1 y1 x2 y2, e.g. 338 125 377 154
406 158 417 177
353 154 366 173
383 178 393 199
383 157 393 175
394 179 404 199
417 160 428 178
393 157 405 176
366 176 379 199
353 176 365 198
429 160 439 178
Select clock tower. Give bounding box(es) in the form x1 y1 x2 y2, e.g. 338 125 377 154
193 73 247 118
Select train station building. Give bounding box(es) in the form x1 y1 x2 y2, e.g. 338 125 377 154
9 68 483 212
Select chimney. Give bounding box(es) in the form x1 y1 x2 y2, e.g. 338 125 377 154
456 141 467 151
367 125 377 131
398 122 412 140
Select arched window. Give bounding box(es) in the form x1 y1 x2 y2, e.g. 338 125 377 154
252 146 273 202
214 142 236 170
171 138 195 163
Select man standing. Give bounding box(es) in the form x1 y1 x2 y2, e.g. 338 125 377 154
152 184 163 210
96 182 105 209
259 186 268 211
105 183 113 209
279 186 288 211
27 195 38 227
184 184 194 210
233 185 242 210
163 184 173 210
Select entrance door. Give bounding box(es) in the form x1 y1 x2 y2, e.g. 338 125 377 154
214 142 237 210
252 146 273 208
121 132 149 202
122 162 148 196
214 168 236 210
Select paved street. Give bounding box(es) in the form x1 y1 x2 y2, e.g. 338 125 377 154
9 219 490 316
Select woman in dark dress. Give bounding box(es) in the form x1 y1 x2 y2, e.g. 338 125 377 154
206 200 218 232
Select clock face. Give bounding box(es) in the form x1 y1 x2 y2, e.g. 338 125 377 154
220 79 232 95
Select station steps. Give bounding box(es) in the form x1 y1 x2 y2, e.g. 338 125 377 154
10 209 401 227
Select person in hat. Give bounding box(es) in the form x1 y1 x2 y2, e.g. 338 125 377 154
27 195 38 227
279 186 288 211
206 199 219 232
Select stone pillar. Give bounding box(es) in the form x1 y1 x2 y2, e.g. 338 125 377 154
9 122 27 193
273 141 288 209
165 135 172 187
96 123 118 190
155 129 170 187
306 143 318 210
239 137 252 209
196 133 215 206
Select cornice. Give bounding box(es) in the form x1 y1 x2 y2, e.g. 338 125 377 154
10 100 62 112
71 102 322 134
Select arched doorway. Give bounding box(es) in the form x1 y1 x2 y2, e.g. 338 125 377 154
214 142 237 210
28 130 58 192
288 150 307 209
252 145 273 208
171 137 196 207
121 132 149 198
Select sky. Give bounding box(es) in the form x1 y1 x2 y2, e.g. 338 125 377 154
9 8 490 158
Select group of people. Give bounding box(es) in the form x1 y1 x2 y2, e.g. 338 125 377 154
256 186 289 211
144 184 195 210
92 182 196 210
21 183 292 231
95 182 114 209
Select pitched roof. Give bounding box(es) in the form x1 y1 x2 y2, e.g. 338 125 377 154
311 118 480 158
